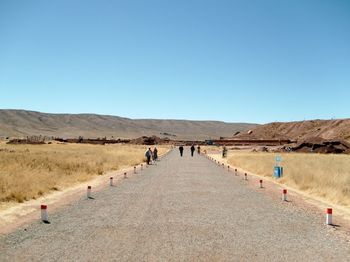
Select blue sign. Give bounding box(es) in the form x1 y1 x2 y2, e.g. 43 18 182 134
274 166 283 178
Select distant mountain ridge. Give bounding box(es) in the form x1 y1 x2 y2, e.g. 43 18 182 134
0 110 257 140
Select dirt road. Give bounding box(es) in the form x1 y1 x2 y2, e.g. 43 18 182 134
1 149 350 261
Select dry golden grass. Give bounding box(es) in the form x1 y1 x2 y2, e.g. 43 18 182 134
227 152 350 207
0 143 169 203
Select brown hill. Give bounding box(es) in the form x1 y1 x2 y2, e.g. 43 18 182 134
0 110 257 141
234 119 350 142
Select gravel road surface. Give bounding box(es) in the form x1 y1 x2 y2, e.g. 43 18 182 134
1 149 350 261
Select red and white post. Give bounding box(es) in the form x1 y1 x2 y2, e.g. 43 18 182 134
41 204 49 223
259 180 263 188
235 168 238 176
110 177 113 186
124 172 127 179
282 189 287 201
244 173 248 180
326 208 333 225
87 186 92 198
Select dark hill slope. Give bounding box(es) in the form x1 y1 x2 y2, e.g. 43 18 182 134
0 110 257 140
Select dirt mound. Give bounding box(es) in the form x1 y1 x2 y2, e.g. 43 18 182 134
54 137 131 145
130 136 170 145
234 119 350 142
291 139 350 154
7 139 45 145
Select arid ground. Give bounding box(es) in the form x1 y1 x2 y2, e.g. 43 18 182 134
1 149 350 261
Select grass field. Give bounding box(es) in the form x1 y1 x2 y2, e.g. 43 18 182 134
0 143 169 204
226 151 350 207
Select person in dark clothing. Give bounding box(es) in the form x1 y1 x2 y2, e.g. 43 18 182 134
179 146 184 157
153 147 158 161
145 148 152 164
190 145 195 157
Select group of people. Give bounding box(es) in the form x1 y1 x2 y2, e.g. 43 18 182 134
145 147 158 165
178 145 201 157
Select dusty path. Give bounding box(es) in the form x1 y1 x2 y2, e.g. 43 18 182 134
1 149 350 261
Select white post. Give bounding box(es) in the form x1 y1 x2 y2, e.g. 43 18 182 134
87 186 92 199
282 189 287 201
235 169 238 176
41 205 49 222
124 172 127 179
259 180 263 188
244 173 248 180
141 164 143 170
110 177 113 186
134 166 136 174
326 208 333 225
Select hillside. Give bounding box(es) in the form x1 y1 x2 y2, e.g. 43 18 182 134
0 110 257 140
234 119 350 142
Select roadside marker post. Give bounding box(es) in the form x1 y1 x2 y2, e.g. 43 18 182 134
235 169 238 176
244 173 248 180
141 164 143 170
124 172 127 179
222 163 225 168
228 166 230 172
134 166 136 174
282 189 287 201
326 208 333 225
110 177 113 186
87 186 92 199
259 180 263 188
41 205 49 223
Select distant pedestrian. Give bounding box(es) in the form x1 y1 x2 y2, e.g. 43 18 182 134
222 146 228 158
197 145 201 154
179 146 184 157
190 145 195 157
145 148 152 165
153 147 158 161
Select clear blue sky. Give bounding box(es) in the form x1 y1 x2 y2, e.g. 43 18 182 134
0 0 349 124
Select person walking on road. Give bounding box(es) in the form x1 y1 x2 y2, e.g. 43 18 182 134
197 145 201 154
153 147 158 161
179 145 184 157
145 148 152 165
222 146 228 158
190 145 195 157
